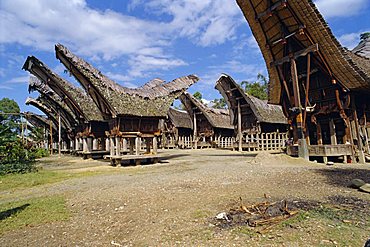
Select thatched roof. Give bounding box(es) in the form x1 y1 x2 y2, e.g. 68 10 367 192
352 37 370 59
28 77 78 128
23 56 104 122
167 108 192 129
24 111 56 132
55 44 199 118
215 74 287 125
25 97 64 130
179 92 233 129
237 0 370 104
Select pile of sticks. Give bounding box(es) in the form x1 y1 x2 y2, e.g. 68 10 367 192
216 197 299 228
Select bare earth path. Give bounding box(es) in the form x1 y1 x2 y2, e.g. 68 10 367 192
1 149 369 246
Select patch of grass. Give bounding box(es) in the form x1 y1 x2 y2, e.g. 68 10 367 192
0 195 70 235
232 225 257 237
0 169 125 192
193 209 211 219
280 211 310 227
0 170 78 191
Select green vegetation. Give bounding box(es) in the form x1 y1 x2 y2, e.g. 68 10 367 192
0 195 69 234
0 98 49 175
240 73 268 100
360 32 370 40
210 98 227 109
193 91 203 101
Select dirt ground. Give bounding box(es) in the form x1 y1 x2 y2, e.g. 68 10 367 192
1 149 369 246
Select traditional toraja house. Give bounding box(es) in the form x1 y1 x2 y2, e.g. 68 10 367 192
55 43 198 164
215 73 288 151
23 112 55 149
237 0 370 163
162 108 193 148
28 77 78 132
25 97 69 151
23 56 109 157
179 92 234 148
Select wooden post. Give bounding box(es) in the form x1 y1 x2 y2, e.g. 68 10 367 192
193 113 197 149
329 119 337 145
153 137 158 154
93 138 98 150
303 53 311 133
135 137 141 155
122 138 127 151
291 58 309 160
352 106 365 163
129 138 134 155
87 137 93 152
145 138 151 154
317 122 323 145
237 100 242 151
50 119 53 155
58 111 61 158
115 136 121 156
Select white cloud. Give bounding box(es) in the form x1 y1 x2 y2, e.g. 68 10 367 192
131 0 242 47
338 32 365 49
127 55 187 78
314 0 369 18
5 75 29 84
0 0 167 60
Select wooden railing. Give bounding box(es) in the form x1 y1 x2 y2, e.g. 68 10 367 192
160 132 288 151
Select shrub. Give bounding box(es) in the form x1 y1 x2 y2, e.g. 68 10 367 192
0 140 37 176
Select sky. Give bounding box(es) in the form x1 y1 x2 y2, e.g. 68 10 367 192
0 0 369 114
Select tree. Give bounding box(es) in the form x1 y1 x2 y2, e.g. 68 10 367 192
211 98 227 109
193 91 202 101
360 32 370 40
0 98 21 133
0 98 36 175
240 73 268 100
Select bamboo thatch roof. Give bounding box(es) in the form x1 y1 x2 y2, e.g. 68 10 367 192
237 0 370 104
25 97 64 130
24 111 56 132
179 92 233 129
55 44 199 119
215 74 287 126
28 77 78 128
23 56 104 122
168 108 192 129
352 37 370 59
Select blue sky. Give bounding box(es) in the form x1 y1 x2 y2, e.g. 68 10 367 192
0 0 369 113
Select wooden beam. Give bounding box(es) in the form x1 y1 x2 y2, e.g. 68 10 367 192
303 53 311 132
271 44 318 67
257 0 287 19
277 65 292 105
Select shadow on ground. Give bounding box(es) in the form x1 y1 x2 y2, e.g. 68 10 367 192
314 168 370 188
0 204 30 221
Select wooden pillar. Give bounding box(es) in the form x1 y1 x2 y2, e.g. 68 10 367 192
352 107 365 163
193 113 197 149
105 138 110 152
135 137 141 155
115 136 121 156
329 119 337 145
129 138 134 155
237 100 242 151
83 137 88 152
58 111 61 157
153 137 158 154
92 138 98 150
291 58 309 160
87 137 93 152
122 138 127 151
317 122 323 145
145 138 151 154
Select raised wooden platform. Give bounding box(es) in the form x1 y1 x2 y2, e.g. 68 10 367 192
78 150 110 159
287 144 353 163
103 154 162 166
